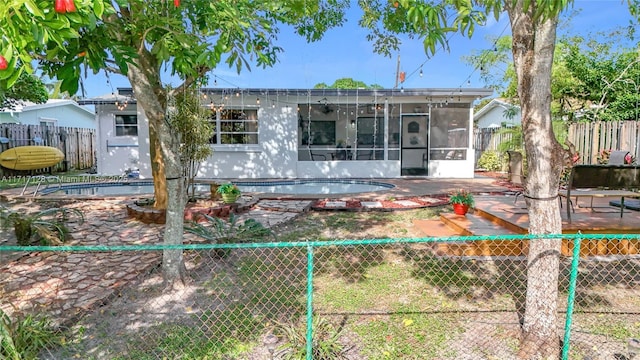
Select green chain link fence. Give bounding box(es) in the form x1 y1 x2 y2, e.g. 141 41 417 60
1 234 639 359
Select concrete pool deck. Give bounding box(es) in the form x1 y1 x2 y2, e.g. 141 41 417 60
0 174 509 201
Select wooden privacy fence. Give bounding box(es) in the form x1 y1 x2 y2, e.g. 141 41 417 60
568 121 640 165
474 121 640 165
473 128 514 152
0 124 96 175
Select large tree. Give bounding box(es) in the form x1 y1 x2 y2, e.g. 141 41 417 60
464 29 640 122
0 72 48 109
0 0 347 287
314 77 383 89
362 0 638 358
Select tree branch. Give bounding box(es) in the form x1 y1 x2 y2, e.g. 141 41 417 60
170 66 210 97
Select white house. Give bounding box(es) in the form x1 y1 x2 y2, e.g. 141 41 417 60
474 98 521 129
80 87 493 179
0 99 96 128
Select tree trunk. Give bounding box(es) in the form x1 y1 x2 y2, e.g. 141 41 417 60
507 4 568 359
127 55 187 288
149 126 168 209
159 119 187 289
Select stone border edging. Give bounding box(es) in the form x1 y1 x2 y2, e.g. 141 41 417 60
126 196 259 224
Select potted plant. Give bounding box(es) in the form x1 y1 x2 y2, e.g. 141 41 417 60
216 183 241 203
0 205 84 246
449 189 474 215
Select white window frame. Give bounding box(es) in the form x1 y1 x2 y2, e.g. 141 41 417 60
39 117 58 127
114 113 138 137
210 107 259 146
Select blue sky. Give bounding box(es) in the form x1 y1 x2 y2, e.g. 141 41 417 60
81 1 637 98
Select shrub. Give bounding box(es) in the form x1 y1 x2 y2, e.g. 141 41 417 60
275 316 350 360
0 206 84 246
0 308 62 359
184 213 276 257
476 150 503 172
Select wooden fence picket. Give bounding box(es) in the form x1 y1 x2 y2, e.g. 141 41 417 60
474 121 640 166
0 124 96 176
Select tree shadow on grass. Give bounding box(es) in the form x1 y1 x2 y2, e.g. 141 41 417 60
314 244 386 283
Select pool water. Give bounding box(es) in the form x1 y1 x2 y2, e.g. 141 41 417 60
45 179 395 196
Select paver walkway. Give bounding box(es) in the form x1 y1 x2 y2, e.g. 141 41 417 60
0 198 312 326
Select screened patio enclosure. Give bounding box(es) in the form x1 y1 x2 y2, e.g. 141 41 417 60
296 95 484 178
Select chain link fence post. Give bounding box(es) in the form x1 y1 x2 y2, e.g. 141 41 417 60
306 243 314 360
562 231 582 360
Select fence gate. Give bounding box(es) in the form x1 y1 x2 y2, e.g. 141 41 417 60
0 124 96 176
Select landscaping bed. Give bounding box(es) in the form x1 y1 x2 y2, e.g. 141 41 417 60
311 196 449 210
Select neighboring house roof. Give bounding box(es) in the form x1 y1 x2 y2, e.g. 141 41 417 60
77 91 137 106
474 98 521 128
0 99 96 126
1 99 94 116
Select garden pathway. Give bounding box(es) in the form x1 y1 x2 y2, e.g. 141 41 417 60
0 198 312 326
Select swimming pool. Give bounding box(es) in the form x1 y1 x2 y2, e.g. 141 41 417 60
42 179 395 196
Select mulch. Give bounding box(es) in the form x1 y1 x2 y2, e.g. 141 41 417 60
311 171 522 211
312 196 450 211
477 171 524 192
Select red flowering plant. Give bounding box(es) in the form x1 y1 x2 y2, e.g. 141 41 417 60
0 55 7 70
560 151 581 187
597 149 636 165
625 152 636 165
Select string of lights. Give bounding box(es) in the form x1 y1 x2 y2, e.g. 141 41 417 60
400 22 510 100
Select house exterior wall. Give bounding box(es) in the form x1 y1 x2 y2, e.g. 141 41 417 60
96 104 151 177
475 101 521 129
197 106 299 179
90 88 491 179
0 113 17 124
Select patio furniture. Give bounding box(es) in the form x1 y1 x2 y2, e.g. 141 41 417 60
608 150 630 165
558 165 640 222
309 150 326 161
507 151 525 204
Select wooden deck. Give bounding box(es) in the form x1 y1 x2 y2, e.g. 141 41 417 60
474 195 640 234
414 194 640 257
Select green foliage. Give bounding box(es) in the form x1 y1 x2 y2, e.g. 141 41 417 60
184 213 276 256
497 125 523 152
1 0 348 96
168 86 214 196
476 150 503 172
275 316 349 360
0 0 114 91
216 183 241 196
464 29 640 123
448 189 474 206
0 308 61 359
0 72 48 108
168 87 213 164
185 213 275 243
559 34 640 122
0 205 84 246
462 35 515 95
314 78 382 89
